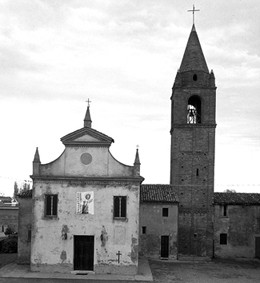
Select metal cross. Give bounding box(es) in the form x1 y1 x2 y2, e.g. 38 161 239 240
86 98 92 107
188 4 200 25
116 251 122 263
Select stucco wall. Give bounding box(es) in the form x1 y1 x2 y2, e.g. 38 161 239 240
214 204 260 258
139 203 178 259
31 181 139 274
17 198 32 264
40 147 133 177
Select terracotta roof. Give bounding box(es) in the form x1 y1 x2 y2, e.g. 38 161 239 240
17 190 32 198
140 184 178 203
214 192 260 205
179 24 209 73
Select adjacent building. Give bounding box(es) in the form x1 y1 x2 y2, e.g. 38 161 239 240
214 193 260 259
139 185 178 259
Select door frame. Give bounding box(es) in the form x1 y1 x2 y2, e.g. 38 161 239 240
161 235 169 258
74 235 94 271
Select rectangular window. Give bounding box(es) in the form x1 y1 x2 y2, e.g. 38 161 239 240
220 233 227 245
113 196 126 219
142 226 147 234
162 207 169 217
45 194 58 217
27 229 31 242
223 205 227 216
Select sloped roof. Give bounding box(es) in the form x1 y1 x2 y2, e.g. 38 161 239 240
17 190 32 198
179 24 209 73
140 184 178 203
214 192 260 205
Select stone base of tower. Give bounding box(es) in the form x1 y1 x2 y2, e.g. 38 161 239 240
178 211 214 257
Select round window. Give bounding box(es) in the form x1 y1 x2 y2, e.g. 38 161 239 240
80 153 92 165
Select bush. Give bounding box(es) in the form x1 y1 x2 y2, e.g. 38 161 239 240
1 236 17 253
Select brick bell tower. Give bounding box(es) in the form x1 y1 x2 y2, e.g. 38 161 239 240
170 23 216 257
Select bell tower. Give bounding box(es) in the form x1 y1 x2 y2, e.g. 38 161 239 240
170 23 216 257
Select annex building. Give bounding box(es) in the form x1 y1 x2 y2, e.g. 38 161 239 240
17 22 260 274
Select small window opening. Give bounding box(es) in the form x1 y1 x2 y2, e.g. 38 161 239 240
45 194 58 217
223 205 227 217
142 226 147 234
194 233 198 238
193 74 197 81
162 208 169 217
220 233 227 245
114 196 127 219
196 169 199 176
187 95 201 124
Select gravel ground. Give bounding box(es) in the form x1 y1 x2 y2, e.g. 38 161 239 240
149 258 260 283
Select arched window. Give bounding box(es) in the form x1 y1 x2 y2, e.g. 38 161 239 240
187 95 201 124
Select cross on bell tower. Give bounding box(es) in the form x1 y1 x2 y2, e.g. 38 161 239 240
187 4 200 25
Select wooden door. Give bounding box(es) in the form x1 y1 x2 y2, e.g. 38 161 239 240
74 236 94 270
256 237 260 259
161 235 169 258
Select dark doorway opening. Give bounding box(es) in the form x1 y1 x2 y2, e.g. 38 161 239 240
161 235 169 258
74 235 94 270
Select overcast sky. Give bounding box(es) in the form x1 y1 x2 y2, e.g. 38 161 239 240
0 0 260 196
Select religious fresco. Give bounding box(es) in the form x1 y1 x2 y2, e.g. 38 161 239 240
76 192 94 214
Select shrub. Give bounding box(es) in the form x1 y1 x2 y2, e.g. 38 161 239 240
1 236 17 253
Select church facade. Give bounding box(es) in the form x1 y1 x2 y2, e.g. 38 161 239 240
29 107 143 274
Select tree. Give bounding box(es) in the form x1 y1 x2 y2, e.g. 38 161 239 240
4 227 14 237
13 181 19 198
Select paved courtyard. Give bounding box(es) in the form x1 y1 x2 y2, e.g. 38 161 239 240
149 258 260 283
0 254 260 282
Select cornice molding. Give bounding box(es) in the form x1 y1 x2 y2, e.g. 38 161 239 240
30 175 144 185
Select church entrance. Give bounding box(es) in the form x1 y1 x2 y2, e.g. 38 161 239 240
74 235 94 270
255 237 260 259
161 235 169 258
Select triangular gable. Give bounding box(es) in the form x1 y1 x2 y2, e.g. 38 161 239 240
61 127 114 147
74 135 100 142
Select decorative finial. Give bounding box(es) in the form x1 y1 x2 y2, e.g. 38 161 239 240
134 146 140 165
188 4 200 25
33 147 41 163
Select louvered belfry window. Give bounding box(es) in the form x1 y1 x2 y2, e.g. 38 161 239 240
113 196 127 219
45 194 58 217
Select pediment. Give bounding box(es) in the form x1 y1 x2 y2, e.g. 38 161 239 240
61 127 114 147
74 135 100 142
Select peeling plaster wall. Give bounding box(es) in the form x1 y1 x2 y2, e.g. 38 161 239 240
139 203 178 259
31 181 139 274
214 204 260 258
